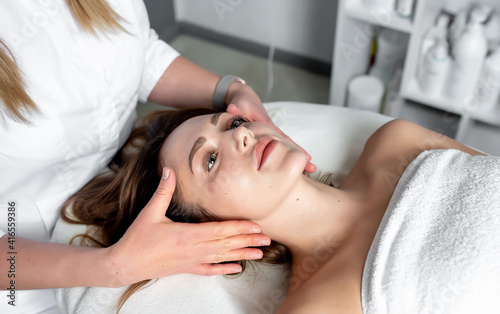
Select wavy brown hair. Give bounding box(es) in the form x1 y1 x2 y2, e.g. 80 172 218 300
61 108 291 312
0 0 125 123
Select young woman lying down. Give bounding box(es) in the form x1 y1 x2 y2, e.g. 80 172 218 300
62 108 500 313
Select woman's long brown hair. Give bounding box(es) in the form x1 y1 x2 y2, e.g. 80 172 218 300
61 108 291 312
0 0 125 123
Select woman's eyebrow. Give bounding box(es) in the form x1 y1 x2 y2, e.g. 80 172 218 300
188 113 223 174
211 112 222 126
189 136 207 174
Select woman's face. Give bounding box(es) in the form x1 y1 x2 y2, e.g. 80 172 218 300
159 112 307 220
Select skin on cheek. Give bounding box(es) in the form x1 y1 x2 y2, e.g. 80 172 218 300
236 176 256 207
202 160 247 209
187 175 256 220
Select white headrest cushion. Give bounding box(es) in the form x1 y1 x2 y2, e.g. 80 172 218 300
265 102 392 186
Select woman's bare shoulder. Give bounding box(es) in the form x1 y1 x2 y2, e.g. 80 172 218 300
364 119 428 155
361 119 483 176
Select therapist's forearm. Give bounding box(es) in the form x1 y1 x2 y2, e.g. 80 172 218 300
0 235 118 290
148 56 220 109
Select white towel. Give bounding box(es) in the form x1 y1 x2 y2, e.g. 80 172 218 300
362 149 500 314
56 263 288 314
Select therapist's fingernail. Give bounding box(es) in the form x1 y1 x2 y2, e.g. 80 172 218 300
249 227 261 234
162 168 170 181
250 251 263 259
231 266 242 273
259 239 271 246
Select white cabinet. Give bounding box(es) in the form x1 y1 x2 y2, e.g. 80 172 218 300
329 0 500 155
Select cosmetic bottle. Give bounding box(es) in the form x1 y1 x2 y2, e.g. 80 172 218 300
418 39 450 95
448 7 468 48
485 9 500 51
445 7 488 101
420 14 450 59
369 28 408 85
474 47 500 111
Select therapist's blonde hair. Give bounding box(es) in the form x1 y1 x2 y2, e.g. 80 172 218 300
0 0 125 123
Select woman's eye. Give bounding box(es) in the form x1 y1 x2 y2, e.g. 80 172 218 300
208 153 217 171
230 117 246 130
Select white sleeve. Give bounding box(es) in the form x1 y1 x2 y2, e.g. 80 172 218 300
132 0 180 103
1 202 8 238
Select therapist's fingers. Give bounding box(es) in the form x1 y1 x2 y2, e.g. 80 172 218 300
193 233 270 260
189 220 265 240
190 263 244 276
304 162 317 173
188 246 265 275
110 168 273 284
203 246 265 264
187 244 268 275
226 103 243 118
227 103 272 125
139 167 176 221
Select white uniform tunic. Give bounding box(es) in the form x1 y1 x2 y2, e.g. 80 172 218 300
0 0 179 312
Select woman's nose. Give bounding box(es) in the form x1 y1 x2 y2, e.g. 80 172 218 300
233 126 252 153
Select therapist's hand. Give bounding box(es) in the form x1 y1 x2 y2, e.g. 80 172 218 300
106 167 270 287
225 83 316 173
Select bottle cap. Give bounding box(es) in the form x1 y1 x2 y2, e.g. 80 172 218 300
436 14 450 28
469 5 489 25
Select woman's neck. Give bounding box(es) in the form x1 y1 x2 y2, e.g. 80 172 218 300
256 174 365 261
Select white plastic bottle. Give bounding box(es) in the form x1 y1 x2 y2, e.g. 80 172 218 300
448 7 468 50
485 9 500 51
445 8 488 101
369 28 408 85
420 14 450 59
417 13 449 80
418 39 450 95
474 47 500 110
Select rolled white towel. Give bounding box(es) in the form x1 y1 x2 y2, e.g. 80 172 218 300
362 149 500 314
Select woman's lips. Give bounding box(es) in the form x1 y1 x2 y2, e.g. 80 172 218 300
255 136 277 170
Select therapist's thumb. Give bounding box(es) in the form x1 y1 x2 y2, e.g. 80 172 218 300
145 167 176 219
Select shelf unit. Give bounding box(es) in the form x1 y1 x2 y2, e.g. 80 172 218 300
344 0 413 33
329 0 500 155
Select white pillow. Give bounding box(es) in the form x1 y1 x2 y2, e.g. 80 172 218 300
265 102 391 186
53 102 391 313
